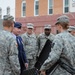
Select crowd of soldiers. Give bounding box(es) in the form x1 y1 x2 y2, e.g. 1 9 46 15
0 14 75 75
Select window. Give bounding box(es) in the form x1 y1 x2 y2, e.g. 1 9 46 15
64 0 69 13
21 1 26 17
7 7 10 15
0 8 2 19
48 0 53 14
34 0 39 16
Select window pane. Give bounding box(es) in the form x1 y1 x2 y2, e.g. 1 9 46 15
65 7 69 13
65 0 69 7
35 9 38 15
49 0 52 6
49 0 53 14
35 0 39 15
64 0 69 13
22 2 26 16
36 5 38 9
49 9 53 14
36 1 39 5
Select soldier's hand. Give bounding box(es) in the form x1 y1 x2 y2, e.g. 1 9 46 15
25 63 28 69
40 70 46 75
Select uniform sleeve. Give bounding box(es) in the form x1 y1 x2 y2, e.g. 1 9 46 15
40 35 64 71
50 33 55 41
37 36 41 57
22 48 28 63
8 38 20 75
21 34 26 45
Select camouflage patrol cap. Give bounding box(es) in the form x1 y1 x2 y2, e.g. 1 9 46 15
44 24 51 29
3 15 14 21
67 26 75 31
27 23 34 29
55 15 69 25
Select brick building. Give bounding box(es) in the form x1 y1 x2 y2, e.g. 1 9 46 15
15 0 75 34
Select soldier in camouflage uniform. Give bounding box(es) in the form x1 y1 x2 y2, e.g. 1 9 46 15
37 24 55 56
67 26 75 36
0 15 20 75
40 15 75 75
21 23 38 69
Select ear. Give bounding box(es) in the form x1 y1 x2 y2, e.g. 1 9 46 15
59 25 62 29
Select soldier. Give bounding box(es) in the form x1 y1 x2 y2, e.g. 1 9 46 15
0 15 20 75
37 24 55 56
12 22 28 75
21 23 38 69
67 26 75 36
40 15 75 75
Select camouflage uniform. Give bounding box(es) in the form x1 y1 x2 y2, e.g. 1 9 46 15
67 26 75 32
21 32 38 69
40 15 75 75
40 31 75 75
67 26 75 36
0 30 20 75
37 33 55 56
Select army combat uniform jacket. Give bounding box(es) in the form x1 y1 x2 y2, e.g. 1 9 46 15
37 33 55 56
21 32 38 59
40 31 75 75
0 30 20 75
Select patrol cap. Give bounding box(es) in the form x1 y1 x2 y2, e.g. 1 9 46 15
55 15 69 25
3 15 14 21
14 22 22 29
44 24 51 29
27 23 34 29
67 26 75 31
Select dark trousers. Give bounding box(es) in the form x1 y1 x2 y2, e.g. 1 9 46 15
19 59 26 75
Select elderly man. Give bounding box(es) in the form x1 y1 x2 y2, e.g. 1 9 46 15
40 15 75 75
37 24 55 57
67 26 75 36
12 22 28 75
21 23 38 69
0 15 20 75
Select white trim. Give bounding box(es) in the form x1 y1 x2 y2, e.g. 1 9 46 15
21 1 26 17
48 0 54 15
34 0 39 16
63 0 69 14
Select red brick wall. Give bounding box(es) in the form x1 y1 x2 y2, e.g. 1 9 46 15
16 13 75 34
26 0 34 17
39 0 48 16
15 0 64 17
54 0 63 14
15 0 22 18
15 0 75 34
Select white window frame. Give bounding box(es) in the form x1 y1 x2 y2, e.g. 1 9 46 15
21 1 26 17
0 8 2 19
7 7 10 15
48 0 53 15
63 0 69 13
34 0 39 16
